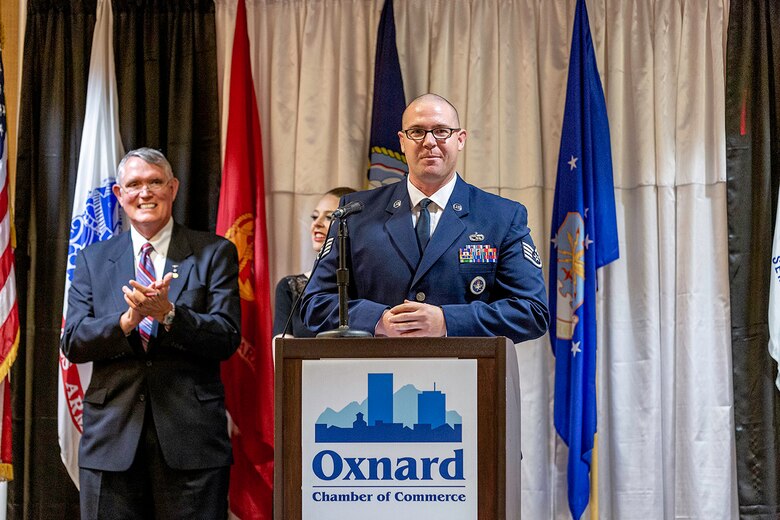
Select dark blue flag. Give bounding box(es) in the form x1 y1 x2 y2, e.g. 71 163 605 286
549 0 619 518
367 0 407 187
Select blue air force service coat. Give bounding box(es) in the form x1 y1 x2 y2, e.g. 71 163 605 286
301 176 549 343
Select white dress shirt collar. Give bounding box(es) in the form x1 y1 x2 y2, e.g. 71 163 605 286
407 174 458 237
406 173 458 213
130 218 174 257
130 218 174 279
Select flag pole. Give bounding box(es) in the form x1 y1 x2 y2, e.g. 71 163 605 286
590 420 599 519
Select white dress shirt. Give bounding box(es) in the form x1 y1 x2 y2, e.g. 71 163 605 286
129 217 174 280
406 173 458 239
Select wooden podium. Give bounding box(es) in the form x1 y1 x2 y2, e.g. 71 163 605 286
274 336 522 520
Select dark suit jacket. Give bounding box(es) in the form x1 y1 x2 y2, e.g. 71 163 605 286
61 223 241 472
273 274 315 338
301 176 549 343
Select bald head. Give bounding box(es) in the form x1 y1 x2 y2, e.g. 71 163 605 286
402 93 461 129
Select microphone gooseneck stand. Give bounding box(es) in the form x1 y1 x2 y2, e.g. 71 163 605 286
317 215 372 338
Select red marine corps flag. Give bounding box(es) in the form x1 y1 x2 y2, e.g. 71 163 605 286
216 0 274 518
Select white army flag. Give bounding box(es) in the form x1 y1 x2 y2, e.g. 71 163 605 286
58 0 125 487
769 190 780 391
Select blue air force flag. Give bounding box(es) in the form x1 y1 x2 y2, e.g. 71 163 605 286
367 0 407 187
549 0 619 518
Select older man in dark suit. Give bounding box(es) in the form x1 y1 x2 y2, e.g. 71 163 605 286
301 94 549 343
61 148 240 519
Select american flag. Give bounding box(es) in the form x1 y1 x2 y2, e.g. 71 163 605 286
0 46 21 481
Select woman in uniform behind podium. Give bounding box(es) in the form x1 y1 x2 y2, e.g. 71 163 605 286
273 186 356 337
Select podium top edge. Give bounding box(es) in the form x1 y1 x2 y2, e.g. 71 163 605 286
276 336 513 360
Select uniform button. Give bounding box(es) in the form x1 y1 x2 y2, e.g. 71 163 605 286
139 394 145 402
415 292 426 302
146 361 152 367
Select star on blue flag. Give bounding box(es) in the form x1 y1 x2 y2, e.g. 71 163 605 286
549 0 619 518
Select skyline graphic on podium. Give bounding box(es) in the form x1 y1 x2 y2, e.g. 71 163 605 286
315 373 462 443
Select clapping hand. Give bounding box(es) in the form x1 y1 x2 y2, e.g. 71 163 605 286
120 273 175 333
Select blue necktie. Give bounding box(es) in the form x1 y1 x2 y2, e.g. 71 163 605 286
137 243 156 350
416 198 432 252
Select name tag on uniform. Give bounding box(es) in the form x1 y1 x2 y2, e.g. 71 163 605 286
459 245 497 263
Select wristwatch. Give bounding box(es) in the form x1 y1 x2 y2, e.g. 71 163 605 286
162 304 175 326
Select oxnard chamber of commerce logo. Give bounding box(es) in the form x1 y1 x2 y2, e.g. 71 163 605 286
302 360 477 519
315 373 462 443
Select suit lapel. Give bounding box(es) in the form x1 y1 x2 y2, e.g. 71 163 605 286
142 225 193 348
106 233 136 313
164 224 194 304
384 182 421 270
411 176 470 287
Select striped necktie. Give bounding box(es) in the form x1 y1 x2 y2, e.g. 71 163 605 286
137 242 156 350
416 198 432 252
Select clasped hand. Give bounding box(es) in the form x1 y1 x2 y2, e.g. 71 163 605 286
120 273 174 333
376 300 447 337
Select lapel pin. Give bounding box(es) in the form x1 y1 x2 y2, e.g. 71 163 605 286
393 199 402 208
171 264 179 278
452 202 463 212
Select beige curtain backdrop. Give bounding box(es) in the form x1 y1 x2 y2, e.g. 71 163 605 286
214 0 736 517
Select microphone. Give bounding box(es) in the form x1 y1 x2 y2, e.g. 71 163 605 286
331 200 364 219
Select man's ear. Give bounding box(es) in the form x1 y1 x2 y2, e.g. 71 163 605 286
112 183 124 206
457 129 467 151
169 178 181 201
398 131 406 155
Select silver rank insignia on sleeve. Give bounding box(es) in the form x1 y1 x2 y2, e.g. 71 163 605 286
522 241 543 268
318 237 334 259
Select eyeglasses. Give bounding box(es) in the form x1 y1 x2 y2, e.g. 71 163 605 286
121 179 171 196
402 127 461 142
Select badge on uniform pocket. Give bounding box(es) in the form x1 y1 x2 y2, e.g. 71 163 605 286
470 276 486 295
